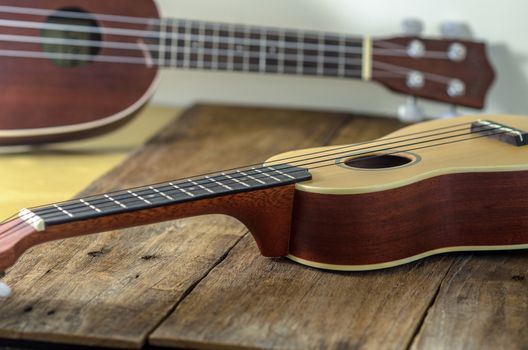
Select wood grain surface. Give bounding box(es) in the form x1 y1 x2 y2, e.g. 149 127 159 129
410 252 528 350
0 105 347 348
3 105 525 350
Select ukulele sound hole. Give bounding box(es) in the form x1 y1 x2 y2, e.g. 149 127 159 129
344 154 413 169
41 7 101 68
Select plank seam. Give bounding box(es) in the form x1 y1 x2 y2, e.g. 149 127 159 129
405 257 459 350
142 232 249 348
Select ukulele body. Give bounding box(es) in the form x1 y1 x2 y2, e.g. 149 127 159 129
0 0 159 145
1 116 526 274
267 115 528 270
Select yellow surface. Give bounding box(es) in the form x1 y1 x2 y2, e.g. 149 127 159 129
0 105 181 219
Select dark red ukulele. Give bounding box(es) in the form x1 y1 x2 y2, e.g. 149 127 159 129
1 115 527 296
0 0 494 145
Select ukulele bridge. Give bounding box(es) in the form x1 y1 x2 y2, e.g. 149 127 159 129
471 120 527 146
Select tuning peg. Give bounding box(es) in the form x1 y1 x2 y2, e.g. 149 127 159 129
0 272 11 298
437 105 460 119
439 21 473 39
398 96 425 123
401 18 424 36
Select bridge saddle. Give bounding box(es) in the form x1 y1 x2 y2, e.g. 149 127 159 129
471 120 528 147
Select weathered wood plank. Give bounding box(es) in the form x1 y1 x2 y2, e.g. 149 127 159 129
0 104 347 349
149 115 458 350
410 252 528 350
150 235 453 350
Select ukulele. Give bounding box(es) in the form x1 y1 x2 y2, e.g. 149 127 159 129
0 0 495 145
1 115 527 296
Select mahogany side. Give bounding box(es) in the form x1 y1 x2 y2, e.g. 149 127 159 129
0 185 296 271
289 170 528 267
0 0 159 144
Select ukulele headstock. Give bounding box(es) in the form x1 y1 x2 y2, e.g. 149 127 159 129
372 36 495 109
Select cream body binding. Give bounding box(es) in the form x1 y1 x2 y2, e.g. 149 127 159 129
265 115 528 271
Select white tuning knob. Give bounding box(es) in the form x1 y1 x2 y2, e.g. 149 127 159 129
398 96 425 123
437 105 460 119
0 282 11 297
439 21 472 39
401 18 424 36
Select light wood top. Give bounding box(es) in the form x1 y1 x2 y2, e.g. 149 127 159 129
267 115 528 194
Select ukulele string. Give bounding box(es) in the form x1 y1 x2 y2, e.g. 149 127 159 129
7 121 473 220
27 123 503 219
0 37 455 82
26 122 476 214
0 12 462 83
0 31 448 59
0 14 450 59
0 128 507 238
0 33 451 82
0 126 510 240
0 48 418 81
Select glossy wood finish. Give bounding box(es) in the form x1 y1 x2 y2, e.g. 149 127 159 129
0 218 36 272
374 37 495 108
0 0 159 144
0 185 296 271
290 170 528 267
0 1 495 145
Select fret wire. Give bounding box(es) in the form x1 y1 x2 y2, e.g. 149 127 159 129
197 21 205 69
211 22 219 71
205 176 233 191
187 179 214 193
149 186 174 201
127 190 152 205
252 168 281 182
158 18 166 67
222 172 251 188
259 28 266 73
170 19 178 67
183 21 191 69
104 194 127 209
169 182 195 197
168 32 362 54
227 23 234 71
277 29 285 74
297 31 304 75
243 25 251 72
80 199 102 213
164 19 172 65
33 166 312 223
338 34 346 78
317 33 324 76
175 46 363 67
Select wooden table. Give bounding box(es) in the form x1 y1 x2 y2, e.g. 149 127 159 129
1 104 527 350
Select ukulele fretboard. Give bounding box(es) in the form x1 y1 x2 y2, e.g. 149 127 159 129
24 164 311 227
145 19 368 79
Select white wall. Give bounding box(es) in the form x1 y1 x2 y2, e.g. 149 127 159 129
152 0 528 118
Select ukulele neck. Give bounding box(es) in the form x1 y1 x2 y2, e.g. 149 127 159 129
20 164 311 231
0 164 311 271
146 18 372 81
